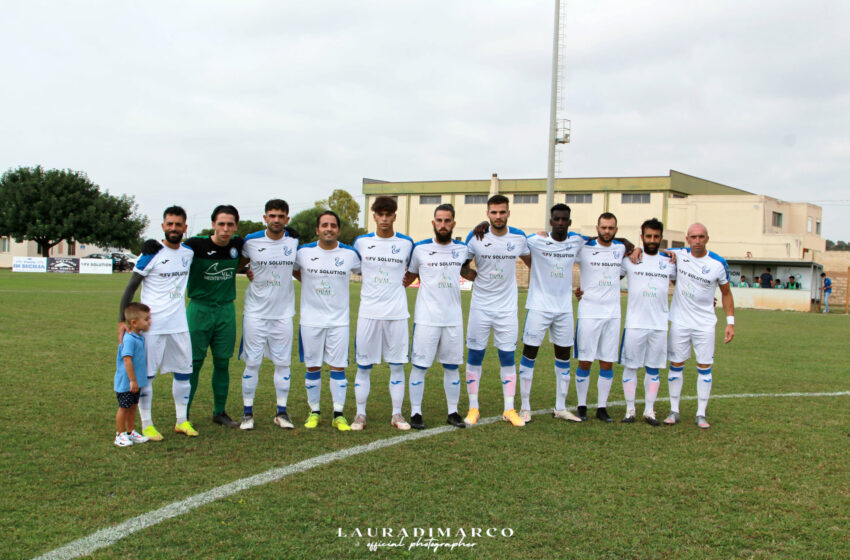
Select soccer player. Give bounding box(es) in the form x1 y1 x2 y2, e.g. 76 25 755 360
574 212 627 422
238 199 299 430
666 223 735 429
404 203 471 429
619 218 676 426
119 206 195 439
294 210 362 431
518 204 585 423
351 196 414 431
183 205 245 428
464 194 530 427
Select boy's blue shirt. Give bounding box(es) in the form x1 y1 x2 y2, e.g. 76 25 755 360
114 332 148 393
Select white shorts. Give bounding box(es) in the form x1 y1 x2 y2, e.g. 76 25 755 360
144 331 192 377
354 317 409 366
299 325 349 369
410 324 464 368
239 316 293 366
668 323 715 365
522 310 574 347
575 317 620 363
619 328 667 369
466 307 518 352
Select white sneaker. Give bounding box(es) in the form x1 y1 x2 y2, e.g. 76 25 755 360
114 432 133 447
552 409 582 422
519 409 532 423
351 414 366 431
127 430 149 444
240 414 254 430
391 414 411 430
274 412 294 429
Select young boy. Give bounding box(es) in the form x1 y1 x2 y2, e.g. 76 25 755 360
114 303 152 447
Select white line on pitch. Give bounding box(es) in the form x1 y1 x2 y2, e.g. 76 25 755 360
33 390 850 560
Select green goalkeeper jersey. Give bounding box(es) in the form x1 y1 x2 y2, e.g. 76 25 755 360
184 236 245 305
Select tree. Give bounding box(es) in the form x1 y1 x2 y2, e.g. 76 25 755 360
288 207 324 245
197 219 265 240
315 189 362 226
0 166 148 256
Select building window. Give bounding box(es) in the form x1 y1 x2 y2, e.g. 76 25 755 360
671 193 687 199
622 193 650 204
0 237 9 253
807 217 813 233
419 195 441 205
671 241 685 248
465 194 488 204
816 221 821 235
514 194 538 204
772 212 783 228
67 241 76 256
565 194 592 204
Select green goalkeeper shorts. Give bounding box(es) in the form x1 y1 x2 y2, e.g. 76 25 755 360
187 300 236 360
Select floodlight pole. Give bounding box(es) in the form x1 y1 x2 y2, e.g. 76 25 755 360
544 0 561 230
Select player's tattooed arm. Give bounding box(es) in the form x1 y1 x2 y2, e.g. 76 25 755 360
237 255 253 281
460 259 477 282
614 237 635 255
719 283 735 344
629 247 642 264
118 272 144 342
292 270 302 282
520 254 531 268
472 221 489 240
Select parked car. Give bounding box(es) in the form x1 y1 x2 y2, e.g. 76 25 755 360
87 252 134 272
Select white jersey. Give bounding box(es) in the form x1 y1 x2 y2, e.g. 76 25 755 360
526 232 585 313
408 239 469 327
134 244 193 334
465 227 529 312
242 230 298 319
294 242 361 327
621 253 676 330
576 239 626 319
669 248 729 331
353 232 414 320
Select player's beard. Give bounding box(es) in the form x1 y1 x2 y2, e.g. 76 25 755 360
434 227 454 244
164 231 183 244
490 220 507 233
599 232 615 244
643 242 660 255
268 222 284 234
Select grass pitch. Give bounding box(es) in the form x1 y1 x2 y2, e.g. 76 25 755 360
0 270 848 559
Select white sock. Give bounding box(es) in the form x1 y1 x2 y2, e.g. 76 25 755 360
501 365 517 411
443 366 461 414
643 369 660 415
519 356 535 411
575 367 590 407
696 367 712 416
622 367 638 412
389 363 405 416
355 367 371 417
242 363 261 408
668 366 684 413
465 365 481 409
172 375 191 423
139 377 154 429
273 365 291 408
329 370 347 413
305 370 322 411
554 359 570 410
597 369 614 408
409 366 426 416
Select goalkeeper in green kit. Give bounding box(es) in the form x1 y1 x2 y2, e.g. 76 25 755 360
142 204 245 429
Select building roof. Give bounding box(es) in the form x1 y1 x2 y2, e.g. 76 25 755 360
362 170 753 196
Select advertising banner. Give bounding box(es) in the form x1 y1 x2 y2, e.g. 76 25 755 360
12 256 47 273
79 258 113 274
46 257 80 273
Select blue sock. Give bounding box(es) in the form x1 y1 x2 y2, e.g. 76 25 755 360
243 405 253 415
277 405 287 415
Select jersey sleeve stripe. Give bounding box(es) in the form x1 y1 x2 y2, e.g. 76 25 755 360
135 254 155 271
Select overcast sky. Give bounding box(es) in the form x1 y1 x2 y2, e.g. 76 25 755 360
3 0 849 240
